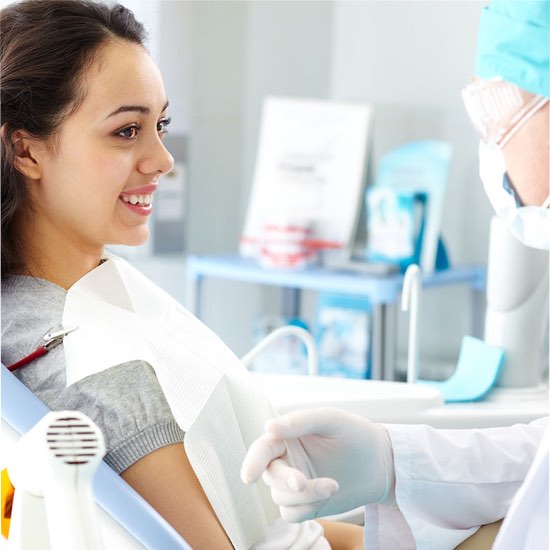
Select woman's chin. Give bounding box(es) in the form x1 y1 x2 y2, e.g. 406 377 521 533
112 227 150 248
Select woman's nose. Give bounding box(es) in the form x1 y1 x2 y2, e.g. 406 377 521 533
138 137 175 176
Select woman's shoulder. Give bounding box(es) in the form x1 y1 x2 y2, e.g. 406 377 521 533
2 274 66 305
2 274 66 323
1 275 67 363
2 274 66 294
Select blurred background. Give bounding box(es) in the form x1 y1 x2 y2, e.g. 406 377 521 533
118 0 491 379
0 0 494 379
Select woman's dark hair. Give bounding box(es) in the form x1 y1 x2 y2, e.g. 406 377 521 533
1 0 147 276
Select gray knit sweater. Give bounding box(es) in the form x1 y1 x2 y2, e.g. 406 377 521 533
1 274 184 473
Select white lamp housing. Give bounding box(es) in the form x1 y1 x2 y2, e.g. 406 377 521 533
6 411 105 550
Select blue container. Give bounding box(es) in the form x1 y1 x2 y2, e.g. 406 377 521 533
315 293 372 379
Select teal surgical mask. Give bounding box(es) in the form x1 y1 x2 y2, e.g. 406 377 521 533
479 141 550 250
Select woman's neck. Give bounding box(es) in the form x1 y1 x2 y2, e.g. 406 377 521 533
23 251 104 289
17 211 106 289
21 230 104 289
24 253 104 289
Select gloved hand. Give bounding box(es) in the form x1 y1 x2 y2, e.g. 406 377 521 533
241 407 396 523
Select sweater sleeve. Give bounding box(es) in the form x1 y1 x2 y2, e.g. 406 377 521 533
2 275 184 474
47 360 185 473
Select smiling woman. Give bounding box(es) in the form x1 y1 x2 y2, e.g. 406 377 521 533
6 37 174 287
0 1 231 548
0 2 362 549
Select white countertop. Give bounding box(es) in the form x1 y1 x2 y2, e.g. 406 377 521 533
253 373 549 429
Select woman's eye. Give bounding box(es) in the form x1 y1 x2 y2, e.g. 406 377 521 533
117 125 139 139
157 117 172 135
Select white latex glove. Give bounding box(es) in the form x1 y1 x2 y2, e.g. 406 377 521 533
241 407 396 523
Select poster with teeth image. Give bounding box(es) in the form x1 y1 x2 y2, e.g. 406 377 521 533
240 97 372 261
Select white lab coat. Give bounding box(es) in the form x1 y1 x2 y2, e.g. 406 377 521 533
364 417 548 549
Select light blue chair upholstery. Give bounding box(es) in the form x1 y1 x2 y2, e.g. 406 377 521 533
1 364 192 550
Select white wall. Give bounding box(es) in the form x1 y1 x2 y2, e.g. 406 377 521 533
119 0 190 135
158 1 192 135
186 0 248 255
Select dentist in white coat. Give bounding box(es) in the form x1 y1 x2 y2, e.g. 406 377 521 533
241 1 549 548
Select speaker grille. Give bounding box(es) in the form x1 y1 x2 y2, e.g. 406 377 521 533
46 416 101 465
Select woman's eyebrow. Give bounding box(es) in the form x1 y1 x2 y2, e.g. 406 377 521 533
106 105 149 118
106 100 169 119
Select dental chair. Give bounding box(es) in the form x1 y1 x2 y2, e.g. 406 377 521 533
1 364 191 550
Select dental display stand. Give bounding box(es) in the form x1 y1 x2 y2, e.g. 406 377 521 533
186 254 487 380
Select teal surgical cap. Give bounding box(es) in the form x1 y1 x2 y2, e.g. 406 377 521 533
476 0 549 97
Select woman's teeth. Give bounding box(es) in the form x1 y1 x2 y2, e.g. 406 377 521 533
121 194 153 206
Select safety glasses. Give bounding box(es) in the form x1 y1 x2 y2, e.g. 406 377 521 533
462 77 549 147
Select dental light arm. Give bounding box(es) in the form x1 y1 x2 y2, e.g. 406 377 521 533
6 411 105 550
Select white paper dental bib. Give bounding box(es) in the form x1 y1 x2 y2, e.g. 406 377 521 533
62 257 323 549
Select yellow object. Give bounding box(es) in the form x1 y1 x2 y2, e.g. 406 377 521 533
1 468 14 539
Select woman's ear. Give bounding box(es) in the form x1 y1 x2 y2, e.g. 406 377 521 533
11 129 45 181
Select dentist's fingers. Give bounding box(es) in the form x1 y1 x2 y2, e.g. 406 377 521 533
269 477 339 507
262 457 308 491
279 502 329 524
241 434 287 484
265 408 347 439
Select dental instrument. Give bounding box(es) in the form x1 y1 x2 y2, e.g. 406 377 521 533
6 326 79 373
